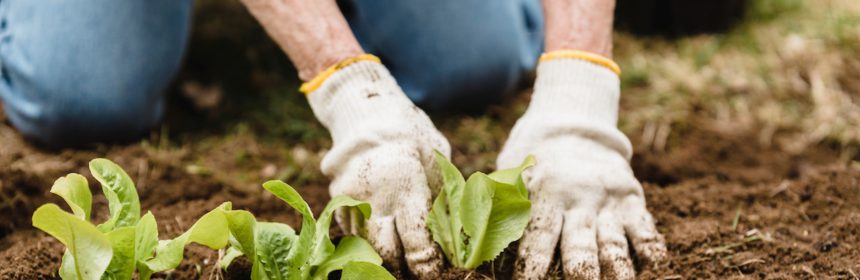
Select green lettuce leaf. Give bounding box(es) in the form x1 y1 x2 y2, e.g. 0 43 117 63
488 155 535 197
135 212 159 264
461 174 531 268
219 180 392 280
427 151 467 267
341 261 395 280
222 209 258 261
32 204 112 280
310 237 382 280
142 203 231 273
49 174 92 221
255 222 297 280
219 247 245 270
103 227 136 280
311 195 371 266
262 180 316 280
427 152 533 269
90 159 140 231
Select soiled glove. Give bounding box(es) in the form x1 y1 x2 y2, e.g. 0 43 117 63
497 52 666 280
304 55 449 278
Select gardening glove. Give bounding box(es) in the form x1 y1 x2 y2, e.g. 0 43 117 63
303 54 449 278
497 51 666 280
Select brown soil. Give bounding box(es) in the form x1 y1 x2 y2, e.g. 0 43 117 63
1 113 857 280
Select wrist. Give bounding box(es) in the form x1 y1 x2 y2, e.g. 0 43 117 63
297 45 364 82
543 0 616 58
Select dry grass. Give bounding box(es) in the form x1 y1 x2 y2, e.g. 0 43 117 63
615 0 860 154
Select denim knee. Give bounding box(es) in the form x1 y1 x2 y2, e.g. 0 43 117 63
346 0 544 111
0 0 192 147
2 86 166 148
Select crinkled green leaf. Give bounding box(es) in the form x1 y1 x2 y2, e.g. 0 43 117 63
341 261 395 280
259 181 380 280
255 222 297 280
310 237 382 280
49 174 92 221
90 159 140 231
32 204 112 280
262 180 316 280
103 227 136 280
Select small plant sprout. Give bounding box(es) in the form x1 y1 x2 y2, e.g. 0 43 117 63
427 151 535 269
217 180 394 280
31 159 230 280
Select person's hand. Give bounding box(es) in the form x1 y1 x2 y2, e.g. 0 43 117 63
305 56 448 278
497 56 666 279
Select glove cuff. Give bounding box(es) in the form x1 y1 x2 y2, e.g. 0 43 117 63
532 54 620 127
524 53 632 159
539 50 621 76
300 54 382 94
306 58 418 142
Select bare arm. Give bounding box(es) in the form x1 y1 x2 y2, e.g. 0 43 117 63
543 0 616 57
240 0 363 81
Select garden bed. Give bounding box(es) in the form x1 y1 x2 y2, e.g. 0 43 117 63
0 117 856 279
1 1 858 278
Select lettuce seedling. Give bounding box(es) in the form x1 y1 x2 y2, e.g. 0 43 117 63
218 180 394 280
427 152 535 269
32 159 229 280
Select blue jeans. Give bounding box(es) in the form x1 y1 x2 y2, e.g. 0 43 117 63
0 0 543 147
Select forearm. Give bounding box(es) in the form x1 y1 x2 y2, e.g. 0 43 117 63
241 0 363 81
542 0 616 58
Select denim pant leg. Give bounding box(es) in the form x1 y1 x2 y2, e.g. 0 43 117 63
345 0 544 111
0 0 193 147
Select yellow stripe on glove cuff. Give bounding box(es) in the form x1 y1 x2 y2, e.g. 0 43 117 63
299 54 382 95
539 50 621 76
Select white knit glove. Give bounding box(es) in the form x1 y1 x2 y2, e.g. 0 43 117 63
305 57 449 278
497 54 666 280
